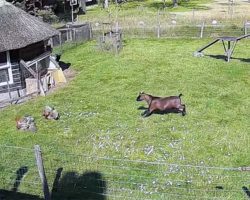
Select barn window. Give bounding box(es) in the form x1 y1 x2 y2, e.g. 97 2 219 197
0 51 13 86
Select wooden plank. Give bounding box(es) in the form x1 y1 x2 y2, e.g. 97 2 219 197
0 91 37 104
20 60 37 78
34 145 51 200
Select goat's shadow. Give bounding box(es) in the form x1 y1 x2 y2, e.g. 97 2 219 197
138 106 183 117
137 106 147 110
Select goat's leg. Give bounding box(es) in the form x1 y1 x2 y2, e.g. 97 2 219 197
141 110 148 116
181 104 186 116
177 104 186 116
143 108 153 117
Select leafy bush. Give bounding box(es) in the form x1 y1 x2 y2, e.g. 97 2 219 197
37 7 59 23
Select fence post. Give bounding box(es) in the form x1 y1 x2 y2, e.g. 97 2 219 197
89 23 93 39
157 10 160 38
200 22 205 38
34 145 51 200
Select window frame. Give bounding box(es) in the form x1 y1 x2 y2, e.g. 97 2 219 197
0 51 13 86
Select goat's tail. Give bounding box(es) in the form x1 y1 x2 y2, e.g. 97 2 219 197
179 93 183 98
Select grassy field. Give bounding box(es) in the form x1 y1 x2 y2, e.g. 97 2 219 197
0 38 250 199
76 0 250 27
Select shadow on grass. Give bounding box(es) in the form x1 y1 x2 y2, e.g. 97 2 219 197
0 166 42 200
12 166 28 192
0 190 43 200
137 106 147 110
242 186 250 198
139 107 184 117
51 168 106 200
0 167 106 200
207 54 250 63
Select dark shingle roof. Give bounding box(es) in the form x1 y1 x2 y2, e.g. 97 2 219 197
0 0 59 52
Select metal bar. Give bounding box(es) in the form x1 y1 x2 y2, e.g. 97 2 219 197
200 22 205 38
227 41 231 62
20 60 37 78
227 41 238 62
222 40 227 53
236 34 250 41
196 38 220 52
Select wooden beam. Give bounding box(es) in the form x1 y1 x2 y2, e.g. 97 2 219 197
20 60 37 78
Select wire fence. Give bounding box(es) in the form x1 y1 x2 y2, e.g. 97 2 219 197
91 19 250 39
80 3 250 39
0 145 43 198
0 144 249 200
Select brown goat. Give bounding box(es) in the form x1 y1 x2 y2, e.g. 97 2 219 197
136 92 186 117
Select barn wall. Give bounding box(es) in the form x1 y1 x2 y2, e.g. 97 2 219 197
0 41 49 95
19 41 45 61
0 49 23 94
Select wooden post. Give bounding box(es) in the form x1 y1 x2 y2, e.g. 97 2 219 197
200 22 205 38
71 4 74 24
157 10 160 38
73 28 76 41
34 145 51 200
244 21 248 35
5 70 12 100
49 38 53 48
89 23 93 39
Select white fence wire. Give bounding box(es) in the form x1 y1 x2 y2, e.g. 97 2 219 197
0 145 249 200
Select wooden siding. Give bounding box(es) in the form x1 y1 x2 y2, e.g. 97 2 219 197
0 42 50 95
0 62 23 94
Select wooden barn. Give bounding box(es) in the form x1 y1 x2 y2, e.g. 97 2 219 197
0 0 59 102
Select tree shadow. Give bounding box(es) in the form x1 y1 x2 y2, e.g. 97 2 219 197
51 168 107 200
242 186 250 198
12 166 28 192
0 190 43 200
0 166 43 200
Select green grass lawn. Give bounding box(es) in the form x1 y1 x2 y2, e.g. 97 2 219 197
77 0 213 27
0 38 249 199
